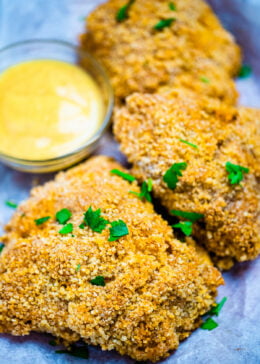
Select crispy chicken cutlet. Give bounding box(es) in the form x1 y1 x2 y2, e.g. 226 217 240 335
0 156 223 362
114 91 260 269
81 0 241 104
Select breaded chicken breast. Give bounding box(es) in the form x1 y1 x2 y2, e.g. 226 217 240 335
81 0 241 104
114 91 260 269
0 156 223 362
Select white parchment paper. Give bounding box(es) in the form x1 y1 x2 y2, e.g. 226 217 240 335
0 1 259 363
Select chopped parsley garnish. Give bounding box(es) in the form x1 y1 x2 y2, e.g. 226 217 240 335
56 343 89 359
238 64 252 79
208 297 227 316
225 162 249 185
110 169 136 182
163 162 187 189
49 340 57 347
90 276 106 286
109 220 129 242
76 264 81 272
56 208 72 224
179 139 198 149
200 76 210 84
172 221 193 236
171 210 204 222
154 18 176 30
200 317 218 330
59 223 73 235
35 216 50 225
116 0 135 22
130 179 152 202
79 223 85 229
169 2 176 11
84 206 109 233
5 200 18 208
0 243 4 254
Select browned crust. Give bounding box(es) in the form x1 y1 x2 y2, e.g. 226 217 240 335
0 156 223 362
114 91 260 269
81 0 241 104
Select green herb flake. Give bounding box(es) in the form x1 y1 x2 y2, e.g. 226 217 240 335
90 275 106 287
35 216 51 226
200 317 218 330
76 264 81 272
208 297 227 316
56 344 89 359
238 64 252 79
5 200 18 208
169 2 176 11
0 243 4 254
84 206 109 233
225 162 249 185
59 223 73 235
179 139 198 149
116 0 135 22
154 18 176 30
129 180 152 202
171 210 204 222
172 221 193 236
79 223 85 229
49 340 57 347
110 168 136 182
163 162 187 189
109 220 129 242
56 208 72 224
147 178 153 192
200 76 210 84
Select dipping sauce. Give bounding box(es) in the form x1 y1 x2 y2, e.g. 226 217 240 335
0 59 105 160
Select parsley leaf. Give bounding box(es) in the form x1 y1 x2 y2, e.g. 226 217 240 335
163 162 187 189
169 2 176 11
79 223 85 229
130 179 153 202
109 220 129 242
225 162 249 185
238 65 252 79
56 208 72 224
200 317 218 330
84 206 109 233
116 0 135 22
49 340 57 347
179 139 198 149
208 297 227 316
56 344 89 359
59 223 73 235
35 216 50 225
172 221 193 236
200 76 210 84
0 243 4 254
76 264 81 272
171 210 204 222
90 276 106 286
5 200 18 208
154 18 176 30
110 169 136 182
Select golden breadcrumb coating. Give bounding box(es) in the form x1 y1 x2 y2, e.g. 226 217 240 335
81 0 241 104
114 91 260 269
0 156 223 362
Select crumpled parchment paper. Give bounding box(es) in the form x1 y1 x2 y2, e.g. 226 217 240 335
0 1 259 363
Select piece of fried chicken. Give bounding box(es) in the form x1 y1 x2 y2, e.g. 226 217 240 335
0 156 223 362
114 91 260 269
81 0 241 104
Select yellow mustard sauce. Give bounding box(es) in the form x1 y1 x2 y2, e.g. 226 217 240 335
0 59 104 160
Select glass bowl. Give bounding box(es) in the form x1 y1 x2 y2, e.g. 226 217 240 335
0 39 114 173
